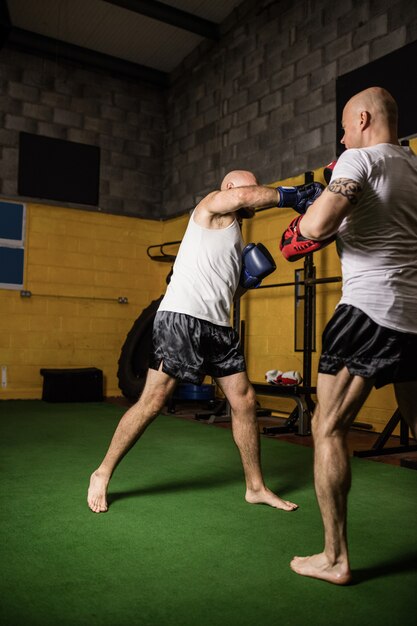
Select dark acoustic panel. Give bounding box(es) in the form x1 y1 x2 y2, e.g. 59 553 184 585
336 41 417 155
18 132 100 206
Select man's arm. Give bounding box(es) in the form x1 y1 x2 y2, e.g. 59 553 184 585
299 178 363 240
194 185 279 228
197 185 279 217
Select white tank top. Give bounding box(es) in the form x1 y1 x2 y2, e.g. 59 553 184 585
158 211 244 326
332 144 417 333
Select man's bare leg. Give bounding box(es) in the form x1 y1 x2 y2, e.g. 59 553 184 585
290 369 374 583
87 367 177 513
394 380 417 440
217 372 298 511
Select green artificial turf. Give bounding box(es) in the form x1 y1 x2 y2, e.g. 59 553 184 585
0 400 416 626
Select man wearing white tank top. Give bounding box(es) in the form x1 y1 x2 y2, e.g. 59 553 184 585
88 170 304 514
289 87 417 585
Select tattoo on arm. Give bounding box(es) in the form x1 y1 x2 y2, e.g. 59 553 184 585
327 178 362 205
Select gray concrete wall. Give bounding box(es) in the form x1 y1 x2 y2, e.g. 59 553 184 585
0 48 165 218
162 0 417 216
0 0 416 219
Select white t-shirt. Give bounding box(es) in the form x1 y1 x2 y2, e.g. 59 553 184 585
158 211 244 326
331 144 417 333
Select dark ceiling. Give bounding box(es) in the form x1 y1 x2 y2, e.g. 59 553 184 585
0 0 242 87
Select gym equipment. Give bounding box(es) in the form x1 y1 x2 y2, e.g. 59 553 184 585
353 409 417 459
265 370 302 384
240 242 276 289
249 171 340 436
276 181 324 213
117 296 163 400
40 367 103 402
117 256 177 401
146 241 180 264
251 260 324 435
167 383 216 413
280 214 336 262
324 160 337 184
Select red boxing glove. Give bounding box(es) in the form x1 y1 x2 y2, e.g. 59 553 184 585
324 160 337 185
280 215 335 262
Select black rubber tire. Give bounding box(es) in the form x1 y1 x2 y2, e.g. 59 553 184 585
117 296 163 401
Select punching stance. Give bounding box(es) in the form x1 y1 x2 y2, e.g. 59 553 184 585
282 88 417 584
88 170 320 513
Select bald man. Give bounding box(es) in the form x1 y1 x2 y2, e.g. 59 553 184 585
88 170 298 514
288 87 417 584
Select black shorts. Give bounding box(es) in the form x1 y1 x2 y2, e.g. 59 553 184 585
149 311 246 385
319 304 417 388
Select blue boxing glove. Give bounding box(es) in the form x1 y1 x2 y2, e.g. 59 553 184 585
240 243 276 289
276 182 324 214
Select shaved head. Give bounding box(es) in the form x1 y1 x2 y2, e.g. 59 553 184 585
341 87 398 148
221 170 258 190
344 87 398 130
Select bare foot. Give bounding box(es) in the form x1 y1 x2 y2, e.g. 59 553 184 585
290 553 351 585
245 487 298 511
87 470 109 513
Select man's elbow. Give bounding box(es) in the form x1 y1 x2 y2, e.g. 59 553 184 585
300 222 336 241
234 187 254 208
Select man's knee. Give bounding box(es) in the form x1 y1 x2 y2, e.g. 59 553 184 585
150 393 168 417
311 406 347 440
246 387 257 414
138 384 172 419
241 383 256 407
229 384 257 416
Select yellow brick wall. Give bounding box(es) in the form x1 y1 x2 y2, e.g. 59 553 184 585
0 203 170 399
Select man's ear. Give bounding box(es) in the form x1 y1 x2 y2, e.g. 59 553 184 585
360 110 371 129
226 182 234 189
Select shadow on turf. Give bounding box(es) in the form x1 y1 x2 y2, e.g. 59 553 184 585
352 551 417 584
107 473 242 505
106 467 307 507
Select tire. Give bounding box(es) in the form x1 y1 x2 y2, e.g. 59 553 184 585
117 296 163 401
